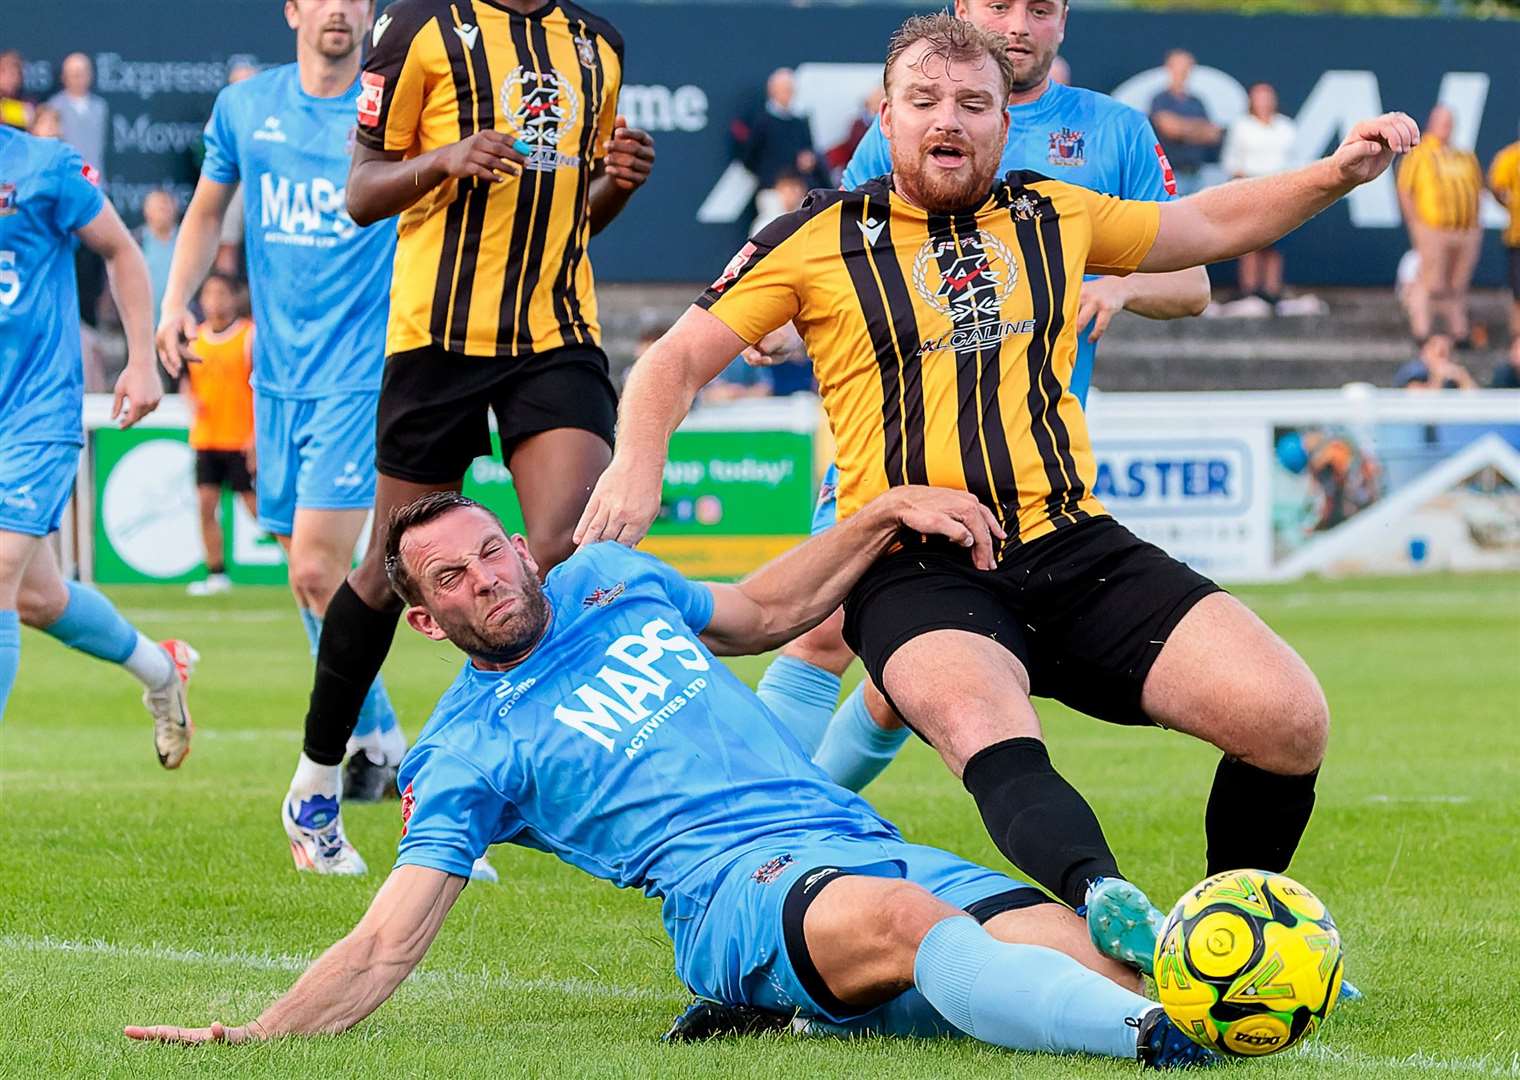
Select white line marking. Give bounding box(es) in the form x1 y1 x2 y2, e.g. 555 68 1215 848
0 934 677 1004
1365 794 1474 805
115 609 291 624
1290 1042 1520 1077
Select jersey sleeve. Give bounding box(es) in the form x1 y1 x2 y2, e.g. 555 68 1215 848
1117 111 1178 201
355 0 434 153
840 118 891 190
693 206 815 344
200 86 240 184
49 144 106 235
1077 188 1161 276
591 52 622 165
394 745 517 878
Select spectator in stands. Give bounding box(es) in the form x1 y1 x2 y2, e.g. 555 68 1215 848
827 85 885 184
1395 334 1478 391
46 53 108 172
1492 336 1520 390
751 170 809 235
1488 123 1520 338
1398 105 1483 346
1149 49 1221 195
28 103 60 138
732 67 829 226
0 49 34 130
182 273 258 597
1221 82 1297 310
1049 55 1071 88
139 189 181 328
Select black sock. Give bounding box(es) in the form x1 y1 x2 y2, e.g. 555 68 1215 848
1205 756 1318 876
961 737 1122 909
302 581 402 766
207 561 225 574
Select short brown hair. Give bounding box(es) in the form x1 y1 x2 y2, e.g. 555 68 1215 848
884 13 1015 102
383 491 502 606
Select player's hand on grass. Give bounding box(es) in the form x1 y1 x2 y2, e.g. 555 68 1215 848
877 486 1005 570
124 1020 257 1045
1075 276 1133 344
154 307 198 378
574 458 662 548
112 359 164 429
1332 112 1419 187
603 117 655 191
439 130 527 184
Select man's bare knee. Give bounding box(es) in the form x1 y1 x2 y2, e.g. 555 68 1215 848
16 574 68 628
806 877 958 1006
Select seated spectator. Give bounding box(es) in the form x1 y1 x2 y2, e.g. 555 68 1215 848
827 85 885 182
1149 49 1221 195
1221 82 1297 308
751 170 809 234
1492 336 1520 389
1395 334 1478 391
0 49 35 130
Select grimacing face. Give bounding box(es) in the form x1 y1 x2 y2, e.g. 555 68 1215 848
401 508 553 666
956 0 1066 95
286 0 373 61
882 38 1011 214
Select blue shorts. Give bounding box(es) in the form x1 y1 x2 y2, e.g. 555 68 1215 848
0 440 79 537
810 463 840 537
254 391 378 536
676 832 1047 1029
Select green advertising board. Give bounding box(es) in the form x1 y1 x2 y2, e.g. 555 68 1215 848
90 425 815 584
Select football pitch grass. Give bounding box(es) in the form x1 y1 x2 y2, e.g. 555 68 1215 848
1 573 1517 1079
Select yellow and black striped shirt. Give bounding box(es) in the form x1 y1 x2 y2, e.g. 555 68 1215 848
698 174 1160 550
1398 136 1483 231
356 0 622 358
1489 141 1520 248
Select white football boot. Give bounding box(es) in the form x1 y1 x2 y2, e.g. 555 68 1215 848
283 791 368 876
145 640 198 769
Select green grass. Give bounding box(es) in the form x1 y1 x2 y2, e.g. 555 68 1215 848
1 574 1518 1078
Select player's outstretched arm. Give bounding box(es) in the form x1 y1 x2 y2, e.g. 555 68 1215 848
155 176 235 378
1140 112 1419 274
124 865 465 1044
575 306 754 549
1075 267 1211 343
78 202 161 428
588 117 655 235
700 486 1003 656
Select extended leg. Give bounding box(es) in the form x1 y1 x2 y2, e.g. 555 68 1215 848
505 427 610 574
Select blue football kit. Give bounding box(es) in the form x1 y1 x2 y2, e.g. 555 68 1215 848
805 83 1180 534
395 541 1037 1025
0 127 105 537
201 63 394 534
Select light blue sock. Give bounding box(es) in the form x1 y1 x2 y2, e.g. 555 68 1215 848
813 682 911 792
43 581 138 663
913 915 1152 1058
301 607 401 753
754 655 842 757
0 610 19 721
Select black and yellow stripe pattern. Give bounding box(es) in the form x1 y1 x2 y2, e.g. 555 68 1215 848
697 173 1159 551
1398 136 1483 231
356 0 622 358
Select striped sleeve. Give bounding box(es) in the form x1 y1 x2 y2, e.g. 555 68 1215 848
356 0 438 153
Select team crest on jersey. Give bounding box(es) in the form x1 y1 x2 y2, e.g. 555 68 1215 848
574 35 598 70
1047 127 1086 167
583 582 626 608
752 853 794 885
1011 194 1040 222
399 782 415 836
0 182 16 216
913 229 1034 354
501 67 582 171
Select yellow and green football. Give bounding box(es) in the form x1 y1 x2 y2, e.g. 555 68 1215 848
1153 869 1343 1057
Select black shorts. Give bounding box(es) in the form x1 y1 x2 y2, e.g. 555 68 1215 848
1508 246 1520 299
194 449 253 493
842 516 1222 727
375 343 617 485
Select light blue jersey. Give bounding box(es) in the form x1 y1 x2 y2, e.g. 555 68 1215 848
396 542 901 958
201 64 393 399
0 127 104 447
842 81 1177 404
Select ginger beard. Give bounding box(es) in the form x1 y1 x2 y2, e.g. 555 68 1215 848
883 43 1011 215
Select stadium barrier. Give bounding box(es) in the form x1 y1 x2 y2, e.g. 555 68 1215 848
72 388 1519 587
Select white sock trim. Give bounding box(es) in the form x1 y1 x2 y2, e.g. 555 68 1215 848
123 633 175 690
290 752 342 798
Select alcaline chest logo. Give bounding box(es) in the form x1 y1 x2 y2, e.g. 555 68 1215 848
501 67 583 171
912 229 1018 324
1048 127 1086 167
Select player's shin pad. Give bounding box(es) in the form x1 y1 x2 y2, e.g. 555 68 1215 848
302 581 402 767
